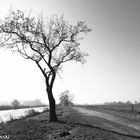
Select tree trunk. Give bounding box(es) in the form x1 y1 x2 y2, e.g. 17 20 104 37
47 88 58 122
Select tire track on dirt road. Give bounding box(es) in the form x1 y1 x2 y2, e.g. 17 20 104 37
73 107 140 139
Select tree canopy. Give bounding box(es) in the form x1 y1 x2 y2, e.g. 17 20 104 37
59 90 73 106
0 10 91 121
11 99 20 108
0 10 91 83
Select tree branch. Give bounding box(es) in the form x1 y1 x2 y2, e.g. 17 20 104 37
0 11 90 90
35 61 46 77
50 70 56 89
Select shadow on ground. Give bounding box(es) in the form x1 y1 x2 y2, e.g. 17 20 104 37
0 106 139 140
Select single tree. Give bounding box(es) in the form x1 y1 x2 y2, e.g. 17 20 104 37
59 90 73 106
12 99 20 108
0 10 91 121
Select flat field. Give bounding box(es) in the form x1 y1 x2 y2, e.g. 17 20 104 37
82 104 140 121
0 106 137 140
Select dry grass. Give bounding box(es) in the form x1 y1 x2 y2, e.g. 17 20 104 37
0 106 137 140
83 105 140 122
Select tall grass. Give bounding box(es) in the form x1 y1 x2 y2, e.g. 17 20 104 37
42 107 49 113
0 117 4 124
8 114 16 122
25 109 40 117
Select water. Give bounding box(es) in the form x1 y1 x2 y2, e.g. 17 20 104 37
0 106 48 122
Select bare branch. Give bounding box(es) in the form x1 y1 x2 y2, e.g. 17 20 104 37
0 9 91 88
0 9 91 122
35 61 46 77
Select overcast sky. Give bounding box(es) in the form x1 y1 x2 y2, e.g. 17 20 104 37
0 0 140 104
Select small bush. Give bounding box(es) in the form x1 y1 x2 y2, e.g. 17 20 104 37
0 117 5 125
8 114 16 122
42 107 49 113
11 99 20 108
59 90 74 106
25 109 40 117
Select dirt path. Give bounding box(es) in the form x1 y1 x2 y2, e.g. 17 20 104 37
73 107 140 136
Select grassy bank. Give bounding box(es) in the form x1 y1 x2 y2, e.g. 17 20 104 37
0 106 136 140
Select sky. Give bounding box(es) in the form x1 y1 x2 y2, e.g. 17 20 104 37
0 0 140 105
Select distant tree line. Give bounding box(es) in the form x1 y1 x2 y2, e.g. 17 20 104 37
104 101 140 105
22 99 44 106
0 99 46 111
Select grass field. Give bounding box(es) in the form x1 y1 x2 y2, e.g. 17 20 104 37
82 104 140 121
84 104 140 111
0 106 136 140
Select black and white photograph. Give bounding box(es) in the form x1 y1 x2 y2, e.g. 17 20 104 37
0 0 140 139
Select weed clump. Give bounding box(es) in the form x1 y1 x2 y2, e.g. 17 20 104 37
25 109 40 117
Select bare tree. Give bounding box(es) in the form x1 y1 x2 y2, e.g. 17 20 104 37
59 90 73 106
12 99 20 108
0 10 91 121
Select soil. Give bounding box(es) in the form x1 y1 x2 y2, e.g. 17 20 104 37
74 107 140 131
0 106 139 140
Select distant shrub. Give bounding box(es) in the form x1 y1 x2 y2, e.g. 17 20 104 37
11 99 20 108
42 107 49 112
59 90 74 106
8 114 16 122
0 117 4 124
25 109 40 117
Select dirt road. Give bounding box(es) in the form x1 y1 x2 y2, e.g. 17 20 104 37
73 107 140 137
